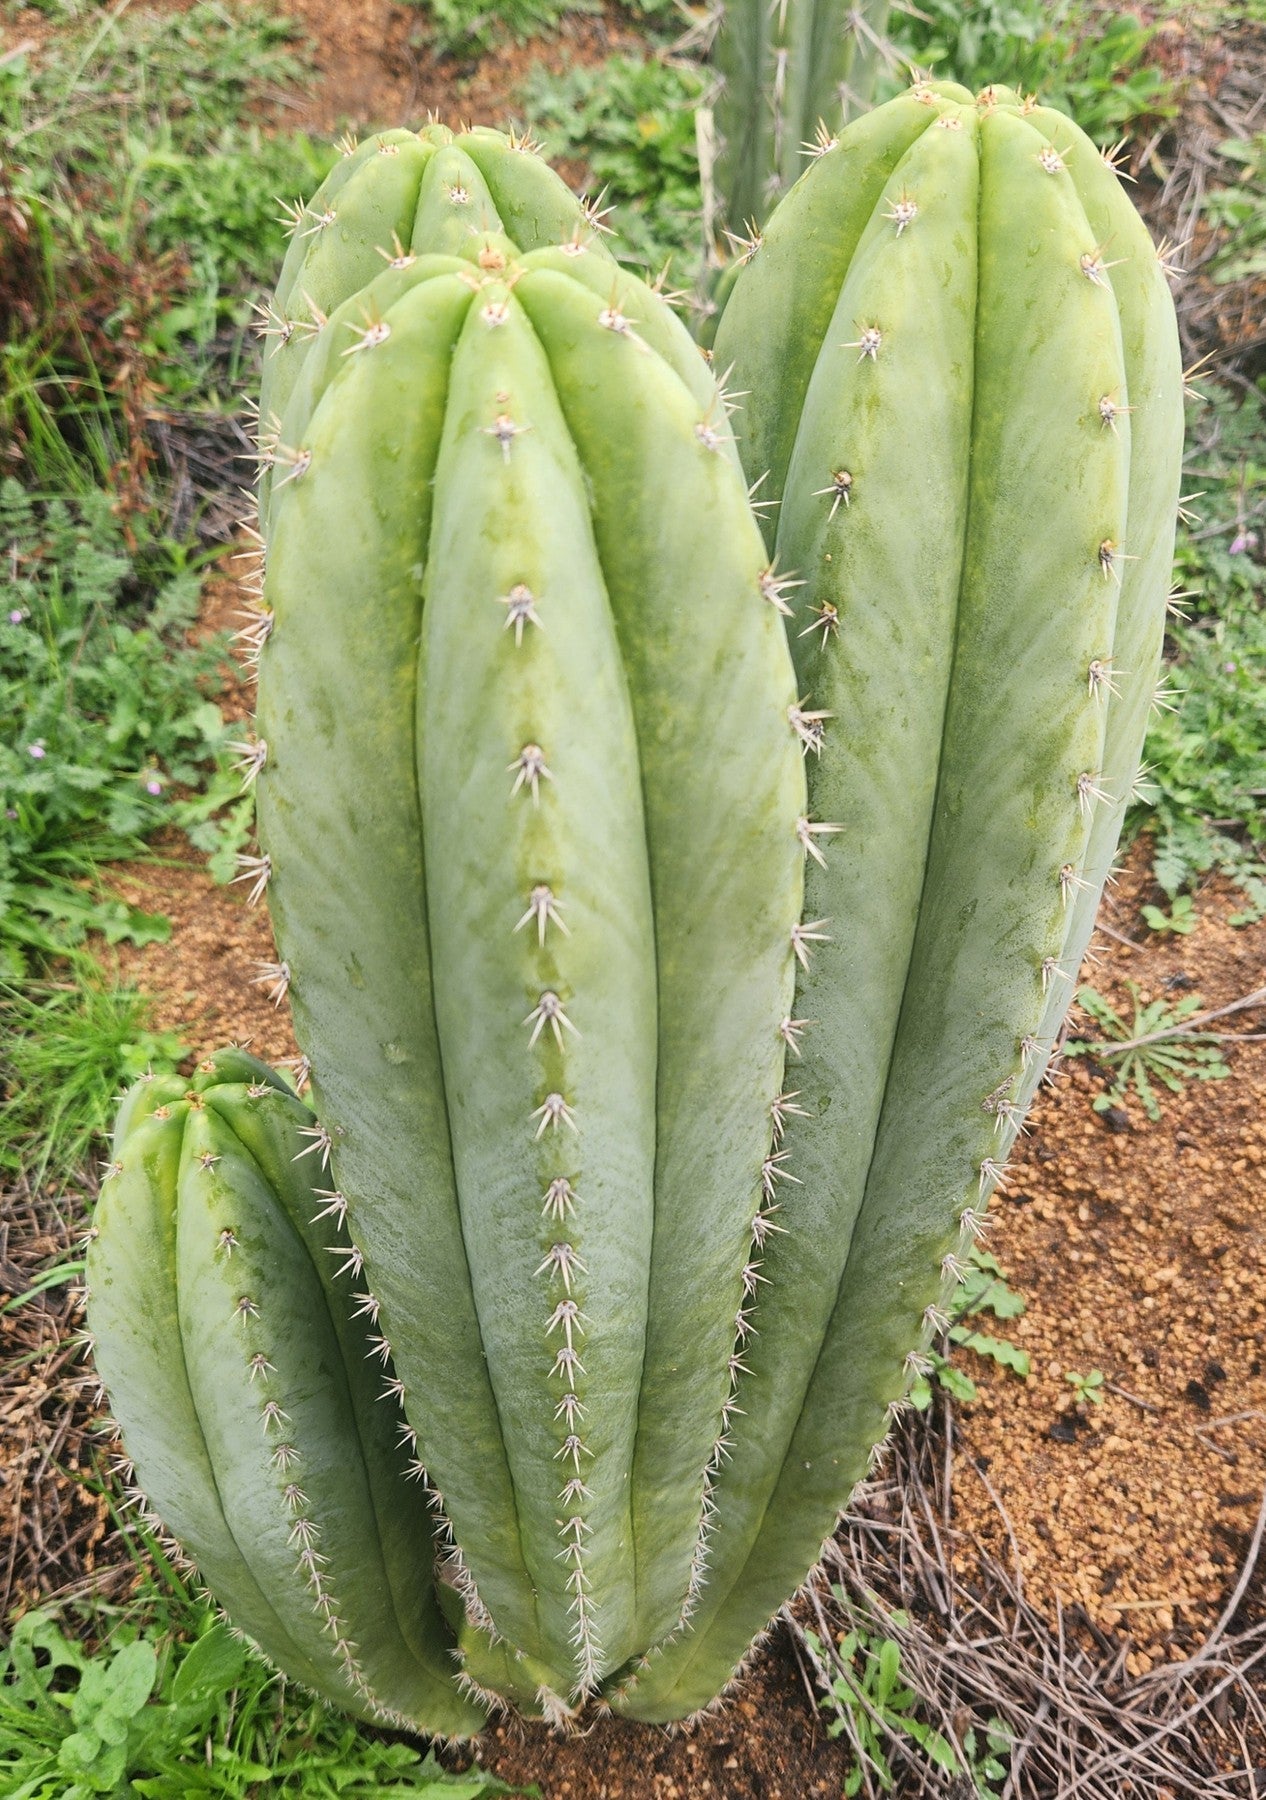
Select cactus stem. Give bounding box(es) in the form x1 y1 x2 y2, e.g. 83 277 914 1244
531 1092 578 1137
514 883 569 944
813 469 853 517
795 816 844 867
536 1243 587 1292
798 600 840 644
508 743 553 802
541 1177 579 1221
524 991 580 1046
790 918 832 968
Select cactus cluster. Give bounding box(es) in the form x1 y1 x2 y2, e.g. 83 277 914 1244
87 83 1183 1738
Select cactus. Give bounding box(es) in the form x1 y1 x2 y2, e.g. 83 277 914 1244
608 79 1182 1720
86 1051 487 1737
254 123 616 517
94 168 810 1729
706 0 894 241
88 90 1183 1733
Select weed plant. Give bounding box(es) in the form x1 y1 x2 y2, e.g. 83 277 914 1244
0 969 186 1187
883 0 1177 141
519 56 707 273
1130 385 1266 916
1 5 332 480
415 0 676 58
1066 981 1232 1119
0 1531 530 1798
0 481 241 976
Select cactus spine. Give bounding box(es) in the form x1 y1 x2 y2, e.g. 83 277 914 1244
88 95 1183 1731
707 0 893 239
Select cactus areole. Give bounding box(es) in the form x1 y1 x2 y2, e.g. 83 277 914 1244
88 92 1183 1736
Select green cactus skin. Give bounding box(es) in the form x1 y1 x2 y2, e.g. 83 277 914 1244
86 1051 486 1739
255 124 613 519
613 81 1183 1720
248 230 806 1714
709 0 893 238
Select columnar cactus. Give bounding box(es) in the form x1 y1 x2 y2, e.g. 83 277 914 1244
86 1052 486 1737
707 0 893 238
610 77 1184 1720
87 90 1183 1734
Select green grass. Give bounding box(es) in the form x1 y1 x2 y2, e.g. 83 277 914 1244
518 54 707 275
1 3 334 478
411 0 677 59
1131 382 1266 917
0 967 187 1189
882 0 1178 141
0 1529 532 1799
0 480 247 975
